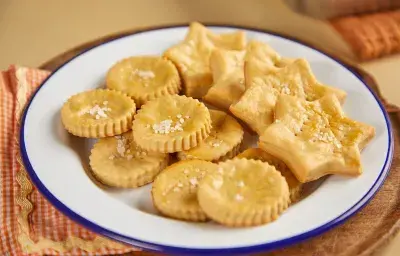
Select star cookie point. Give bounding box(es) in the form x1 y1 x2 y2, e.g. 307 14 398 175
230 58 347 135
164 23 246 98
203 49 246 110
259 94 375 183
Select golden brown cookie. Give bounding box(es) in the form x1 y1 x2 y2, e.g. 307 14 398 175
164 22 246 98
198 158 290 227
244 40 294 89
152 160 218 222
177 110 244 162
259 94 375 183
132 95 212 153
230 59 347 134
236 148 302 202
202 49 246 110
89 132 169 188
106 56 181 106
61 89 136 138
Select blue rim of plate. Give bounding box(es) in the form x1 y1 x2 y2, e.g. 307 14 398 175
20 24 394 255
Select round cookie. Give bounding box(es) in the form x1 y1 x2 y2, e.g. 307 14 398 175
61 89 136 138
177 110 243 162
198 158 290 227
132 95 212 153
106 56 181 106
90 132 169 188
236 148 302 202
152 160 218 222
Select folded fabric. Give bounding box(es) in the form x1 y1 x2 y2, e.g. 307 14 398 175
331 10 400 60
0 65 136 256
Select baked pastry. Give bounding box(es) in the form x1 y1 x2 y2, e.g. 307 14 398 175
164 22 246 98
132 95 212 153
236 148 302 202
244 40 293 89
230 59 347 134
198 158 290 227
177 110 244 162
106 56 181 106
152 160 218 221
202 49 246 110
259 94 375 183
61 89 136 138
89 132 169 188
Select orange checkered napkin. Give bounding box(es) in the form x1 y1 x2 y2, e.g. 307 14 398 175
0 65 137 256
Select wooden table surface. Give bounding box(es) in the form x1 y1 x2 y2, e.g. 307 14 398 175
1 0 399 255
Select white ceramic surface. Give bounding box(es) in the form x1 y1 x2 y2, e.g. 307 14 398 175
20 26 392 253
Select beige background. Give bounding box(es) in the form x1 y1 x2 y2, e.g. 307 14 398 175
0 0 399 255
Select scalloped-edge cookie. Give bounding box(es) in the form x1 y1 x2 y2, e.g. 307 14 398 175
89 132 169 188
152 160 218 221
164 22 246 98
198 158 290 227
106 56 181 106
132 95 212 153
177 110 243 162
61 89 136 138
236 148 302 202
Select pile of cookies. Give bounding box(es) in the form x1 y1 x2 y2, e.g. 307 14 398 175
60 22 375 227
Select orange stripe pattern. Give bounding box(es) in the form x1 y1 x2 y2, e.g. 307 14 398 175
331 10 400 60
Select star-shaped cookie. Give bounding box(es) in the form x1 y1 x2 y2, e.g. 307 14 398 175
164 22 246 98
202 49 246 110
203 41 289 111
259 94 375 183
230 58 347 134
244 40 294 89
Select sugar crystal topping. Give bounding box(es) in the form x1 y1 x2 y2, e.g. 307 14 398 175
235 194 244 201
132 69 155 79
189 177 198 186
81 101 111 120
213 178 223 189
110 135 147 160
281 86 291 95
152 114 189 134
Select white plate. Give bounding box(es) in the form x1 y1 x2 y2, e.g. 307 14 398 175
20 25 393 254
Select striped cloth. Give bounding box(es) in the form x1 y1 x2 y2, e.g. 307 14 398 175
0 65 136 256
331 10 400 60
